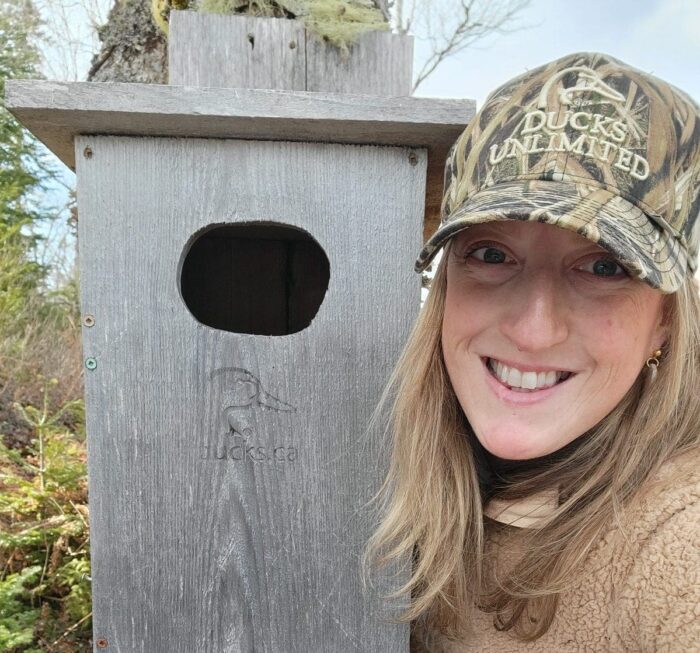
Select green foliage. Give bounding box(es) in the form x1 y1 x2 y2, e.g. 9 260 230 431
54 558 91 621
0 0 57 231
1 393 91 652
0 565 42 652
0 0 57 360
0 2 92 651
0 221 44 340
0 0 82 447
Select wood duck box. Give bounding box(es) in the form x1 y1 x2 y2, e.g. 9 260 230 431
5 12 474 652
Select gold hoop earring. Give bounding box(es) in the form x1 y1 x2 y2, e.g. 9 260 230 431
646 348 662 384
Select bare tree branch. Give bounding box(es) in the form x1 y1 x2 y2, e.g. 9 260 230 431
34 0 111 80
391 0 531 93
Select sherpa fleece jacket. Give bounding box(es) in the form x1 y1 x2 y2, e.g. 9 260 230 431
411 451 700 652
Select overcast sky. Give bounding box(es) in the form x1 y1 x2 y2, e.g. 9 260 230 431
42 0 700 105
414 0 700 107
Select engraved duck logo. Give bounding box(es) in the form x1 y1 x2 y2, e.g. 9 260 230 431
210 367 296 439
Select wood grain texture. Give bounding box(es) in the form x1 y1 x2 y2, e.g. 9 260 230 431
4 79 473 231
169 12 412 96
77 135 424 652
4 80 471 169
303 23 412 95
169 13 308 91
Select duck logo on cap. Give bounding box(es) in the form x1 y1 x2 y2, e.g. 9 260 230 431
415 52 700 293
485 64 651 186
544 66 625 107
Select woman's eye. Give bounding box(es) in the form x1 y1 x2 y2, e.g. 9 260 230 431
470 246 508 264
580 258 627 277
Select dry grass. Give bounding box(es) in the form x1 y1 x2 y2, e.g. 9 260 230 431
0 281 83 451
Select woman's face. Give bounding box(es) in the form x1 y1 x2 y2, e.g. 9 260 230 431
442 220 669 460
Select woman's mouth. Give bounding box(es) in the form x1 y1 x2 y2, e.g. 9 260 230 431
485 357 574 392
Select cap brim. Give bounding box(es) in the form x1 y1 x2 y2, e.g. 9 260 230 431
414 180 687 293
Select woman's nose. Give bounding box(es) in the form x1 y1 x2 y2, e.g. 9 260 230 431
500 273 569 352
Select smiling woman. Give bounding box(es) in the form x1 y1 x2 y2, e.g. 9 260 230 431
443 221 668 461
365 52 700 651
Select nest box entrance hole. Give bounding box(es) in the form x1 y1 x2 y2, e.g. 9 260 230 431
180 223 330 335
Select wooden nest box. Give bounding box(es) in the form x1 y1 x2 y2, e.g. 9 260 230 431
5 12 474 651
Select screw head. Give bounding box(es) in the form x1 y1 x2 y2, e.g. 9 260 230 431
85 357 97 370
83 314 95 327
289 40 296 49
408 151 418 166
96 638 108 648
83 147 93 159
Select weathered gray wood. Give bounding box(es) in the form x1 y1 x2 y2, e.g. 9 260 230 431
4 79 470 170
78 134 423 652
169 12 412 96
169 13 308 91
5 80 472 233
304 28 413 95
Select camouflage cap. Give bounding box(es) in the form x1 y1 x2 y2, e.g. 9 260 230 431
415 52 700 292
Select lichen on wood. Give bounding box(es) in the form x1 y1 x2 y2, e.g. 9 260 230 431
89 0 168 82
194 0 390 57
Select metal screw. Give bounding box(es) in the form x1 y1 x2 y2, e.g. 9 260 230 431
96 638 108 648
85 357 97 370
83 147 93 159
83 314 95 327
408 151 418 166
289 40 296 49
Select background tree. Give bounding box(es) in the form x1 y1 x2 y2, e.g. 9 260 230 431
87 0 391 83
0 1 90 651
392 0 530 92
85 0 529 85
1 0 81 436
1 0 56 371
1 0 54 230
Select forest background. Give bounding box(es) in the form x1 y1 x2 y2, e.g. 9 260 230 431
1 0 698 650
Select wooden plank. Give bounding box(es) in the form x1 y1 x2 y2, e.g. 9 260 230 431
169 13 307 90
169 12 412 96
5 80 472 228
77 134 424 652
305 28 413 95
3 80 473 170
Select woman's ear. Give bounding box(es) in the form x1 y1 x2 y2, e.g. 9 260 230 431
652 293 674 351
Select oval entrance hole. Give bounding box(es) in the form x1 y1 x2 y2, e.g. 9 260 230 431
180 223 330 336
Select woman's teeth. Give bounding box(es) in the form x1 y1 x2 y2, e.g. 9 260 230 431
487 358 571 391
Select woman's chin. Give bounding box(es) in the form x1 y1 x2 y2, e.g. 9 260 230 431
476 424 565 461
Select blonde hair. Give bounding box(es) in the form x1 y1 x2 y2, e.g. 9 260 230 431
364 247 700 643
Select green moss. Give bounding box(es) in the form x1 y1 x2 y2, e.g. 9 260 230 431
197 0 290 17
196 0 389 57
301 0 388 56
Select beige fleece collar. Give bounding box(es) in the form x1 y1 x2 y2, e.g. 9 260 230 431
484 488 560 528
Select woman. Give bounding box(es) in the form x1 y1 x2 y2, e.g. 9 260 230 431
365 52 700 651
